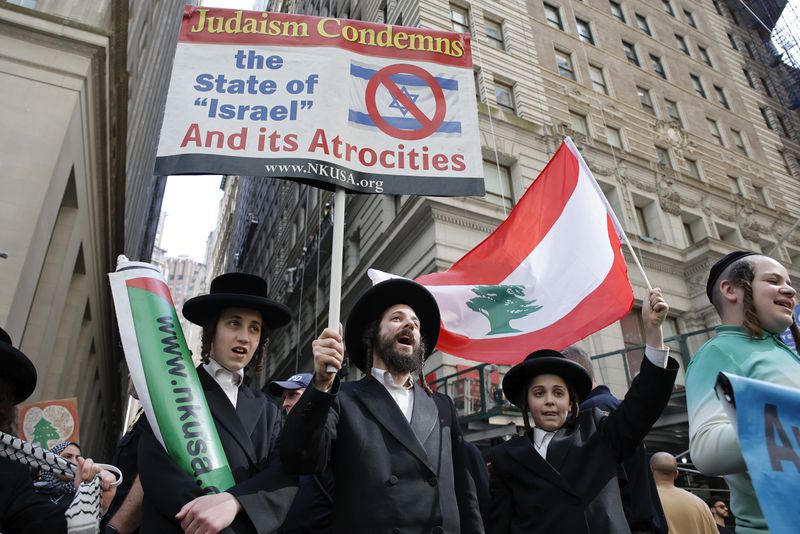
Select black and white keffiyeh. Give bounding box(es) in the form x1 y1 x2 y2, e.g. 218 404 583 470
0 431 121 534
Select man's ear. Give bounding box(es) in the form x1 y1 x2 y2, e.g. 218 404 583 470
719 279 740 305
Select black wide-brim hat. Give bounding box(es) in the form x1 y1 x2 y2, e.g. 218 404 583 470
183 272 291 329
345 278 440 373
503 349 592 409
0 327 37 404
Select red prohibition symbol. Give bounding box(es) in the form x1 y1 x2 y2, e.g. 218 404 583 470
365 64 447 141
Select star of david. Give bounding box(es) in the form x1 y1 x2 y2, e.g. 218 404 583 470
387 86 419 116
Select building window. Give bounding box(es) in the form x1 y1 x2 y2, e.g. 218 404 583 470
685 157 701 179
650 54 667 79
684 9 697 28
474 69 482 101
576 18 595 45
665 98 682 126
656 146 672 168
622 40 640 66
759 107 773 129
683 221 696 245
483 160 514 209
731 129 748 156
494 80 516 113
744 42 755 59
707 118 723 145
714 85 730 109
760 77 774 98
485 18 505 49
743 68 755 88
713 0 724 16
662 0 675 16
728 175 742 195
636 13 651 36
450 4 470 33
691 74 706 98
727 32 738 50
776 114 789 137
606 126 623 148
754 185 769 205
675 34 690 55
589 64 609 94
555 49 576 80
637 86 655 115
569 111 589 136
698 46 713 67
544 3 564 30
610 1 626 22
635 206 650 237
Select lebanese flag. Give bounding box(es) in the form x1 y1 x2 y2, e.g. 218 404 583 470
377 138 633 364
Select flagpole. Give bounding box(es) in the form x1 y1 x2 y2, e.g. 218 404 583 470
325 186 346 373
564 137 653 291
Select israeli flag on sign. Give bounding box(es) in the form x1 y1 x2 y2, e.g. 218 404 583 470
348 60 462 138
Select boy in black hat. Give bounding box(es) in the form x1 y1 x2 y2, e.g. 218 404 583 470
0 327 117 534
686 251 800 533
281 278 484 534
487 288 678 534
137 273 298 534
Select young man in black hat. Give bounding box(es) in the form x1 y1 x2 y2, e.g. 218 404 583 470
686 251 800 533
137 273 298 534
0 327 117 534
281 278 484 534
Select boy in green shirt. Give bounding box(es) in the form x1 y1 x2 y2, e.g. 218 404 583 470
686 251 800 533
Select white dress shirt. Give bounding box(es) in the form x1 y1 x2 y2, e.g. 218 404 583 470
371 368 415 422
204 359 244 407
532 427 555 459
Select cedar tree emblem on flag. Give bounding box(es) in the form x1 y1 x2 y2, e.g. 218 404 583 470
467 285 542 335
371 138 634 364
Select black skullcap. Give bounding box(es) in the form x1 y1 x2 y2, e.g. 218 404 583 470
706 251 758 303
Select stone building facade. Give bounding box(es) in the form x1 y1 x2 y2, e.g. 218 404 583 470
212 0 800 450
0 0 184 455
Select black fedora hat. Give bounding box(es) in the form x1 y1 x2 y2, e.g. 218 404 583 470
345 278 440 373
183 273 291 329
503 349 592 409
0 327 37 404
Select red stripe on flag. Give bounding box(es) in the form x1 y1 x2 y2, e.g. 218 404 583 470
434 215 632 364
417 143 579 286
126 277 175 307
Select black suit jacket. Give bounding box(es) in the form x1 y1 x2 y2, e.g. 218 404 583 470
138 366 298 534
0 457 66 534
281 376 484 534
488 356 678 534
581 386 668 533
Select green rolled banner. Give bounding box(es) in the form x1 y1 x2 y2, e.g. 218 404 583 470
109 255 234 493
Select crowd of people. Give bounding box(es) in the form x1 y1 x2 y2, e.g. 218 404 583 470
1 248 795 533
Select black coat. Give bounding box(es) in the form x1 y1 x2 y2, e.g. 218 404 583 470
0 457 66 534
278 471 334 534
281 376 485 534
488 356 678 534
581 386 668 534
138 366 298 534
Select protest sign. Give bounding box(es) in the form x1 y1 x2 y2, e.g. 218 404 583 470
109 256 235 493
18 397 79 450
155 6 484 196
716 372 800 534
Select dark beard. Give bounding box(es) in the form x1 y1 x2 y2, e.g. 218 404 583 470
376 329 425 374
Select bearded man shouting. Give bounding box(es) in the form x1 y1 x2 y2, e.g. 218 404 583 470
281 278 484 534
